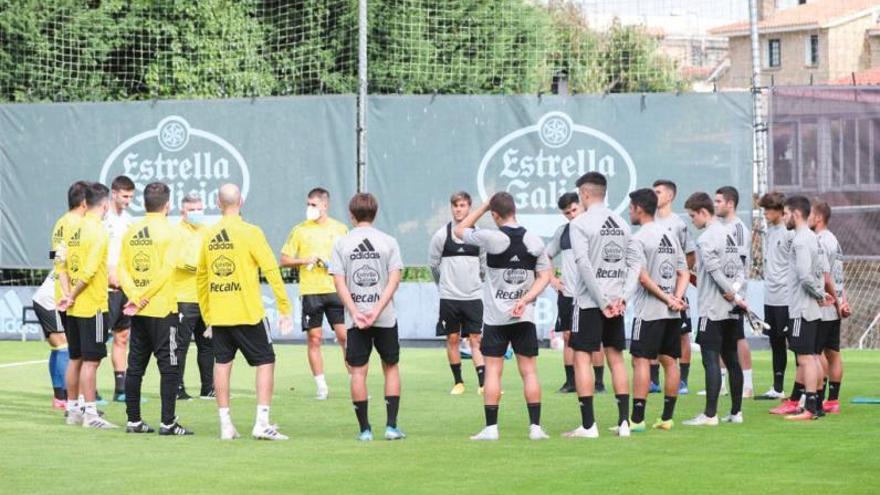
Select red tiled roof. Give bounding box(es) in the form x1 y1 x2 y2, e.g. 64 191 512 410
828 66 880 84
710 0 880 36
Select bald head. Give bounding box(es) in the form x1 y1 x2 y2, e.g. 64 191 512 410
218 183 242 212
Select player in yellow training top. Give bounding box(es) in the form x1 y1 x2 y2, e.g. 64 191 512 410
197 183 293 441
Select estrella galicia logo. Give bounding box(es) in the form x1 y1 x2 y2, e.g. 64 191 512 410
133 252 150 273
602 241 624 263
659 260 675 280
99 116 250 215
354 266 380 287
477 111 637 236
723 260 739 279
212 255 235 277
502 268 528 285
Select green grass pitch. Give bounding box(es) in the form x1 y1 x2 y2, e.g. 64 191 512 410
1 341 878 494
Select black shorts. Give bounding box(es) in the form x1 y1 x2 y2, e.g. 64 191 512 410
108 290 131 331
816 320 841 352
436 299 483 337
66 312 110 361
346 324 400 367
554 294 574 333
301 293 345 331
481 322 538 358
212 319 276 366
763 305 790 338
570 308 625 353
695 318 741 354
788 318 819 355
34 302 63 338
630 318 682 359
680 308 692 334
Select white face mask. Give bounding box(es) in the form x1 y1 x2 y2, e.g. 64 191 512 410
186 209 206 225
306 205 321 221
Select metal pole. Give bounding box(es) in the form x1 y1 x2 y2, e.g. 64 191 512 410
748 0 768 278
356 0 368 193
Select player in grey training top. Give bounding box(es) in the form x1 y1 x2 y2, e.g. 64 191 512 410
564 172 635 439
454 192 552 441
757 192 794 399
683 192 747 427
809 200 850 414
714 186 754 398
330 193 405 441
428 191 487 395
624 188 689 430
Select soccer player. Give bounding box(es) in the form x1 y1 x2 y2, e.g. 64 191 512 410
682 192 746 426
57 182 116 428
714 186 754 398
428 191 486 395
280 188 349 400
173 193 214 400
809 200 850 414
105 175 135 402
197 184 293 440
653 179 696 395
454 193 552 441
564 172 632 438
330 193 406 441
756 192 792 400
625 188 688 431
118 182 192 435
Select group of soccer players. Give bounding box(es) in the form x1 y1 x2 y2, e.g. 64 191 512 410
37 168 849 441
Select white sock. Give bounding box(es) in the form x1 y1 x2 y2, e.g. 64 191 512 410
78 394 85 407
315 374 327 388
66 399 79 413
218 407 231 424
256 405 270 427
743 369 753 389
84 402 97 416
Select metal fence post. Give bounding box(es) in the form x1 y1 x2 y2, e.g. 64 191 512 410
748 0 769 278
357 0 368 193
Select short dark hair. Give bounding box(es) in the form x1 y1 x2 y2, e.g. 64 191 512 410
715 186 739 208
684 192 714 215
308 187 329 200
488 192 516 218
784 195 811 219
111 175 135 192
575 172 607 195
557 192 579 210
67 181 89 210
450 191 472 205
758 191 785 211
811 199 832 223
85 182 110 208
143 182 171 212
652 179 677 197
628 188 658 216
349 193 378 223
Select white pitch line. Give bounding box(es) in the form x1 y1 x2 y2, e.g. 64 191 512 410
0 359 48 369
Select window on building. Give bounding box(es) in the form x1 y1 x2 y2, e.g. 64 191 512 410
768 39 781 68
806 34 819 66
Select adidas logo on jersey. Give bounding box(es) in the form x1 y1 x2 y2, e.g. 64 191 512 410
658 234 676 254
129 226 153 246
350 239 380 260
725 235 738 254
208 229 234 251
600 217 625 236
68 229 82 247
510 255 520 262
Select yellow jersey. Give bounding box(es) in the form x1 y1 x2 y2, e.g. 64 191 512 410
281 218 348 295
51 211 83 302
62 212 109 317
172 221 205 304
197 215 292 326
118 213 181 318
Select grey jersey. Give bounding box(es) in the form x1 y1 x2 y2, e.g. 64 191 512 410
695 220 745 320
428 223 484 301
763 222 793 307
817 229 844 322
330 226 404 328
724 215 752 284
625 222 687 321
570 204 632 309
462 224 551 326
545 223 577 298
787 226 825 321
654 211 695 255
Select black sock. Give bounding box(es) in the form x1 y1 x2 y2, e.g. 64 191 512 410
527 402 541 425
53 387 65 401
662 395 677 421
790 382 805 402
631 398 646 424
476 366 485 387
650 364 660 385
353 400 370 432
680 363 690 384
805 392 818 415
450 363 463 385
385 396 400 428
114 371 126 396
579 396 594 429
616 394 630 425
564 365 575 386
593 366 604 387
484 405 499 426
829 381 841 401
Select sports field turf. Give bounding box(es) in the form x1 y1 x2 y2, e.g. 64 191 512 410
1 341 878 494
